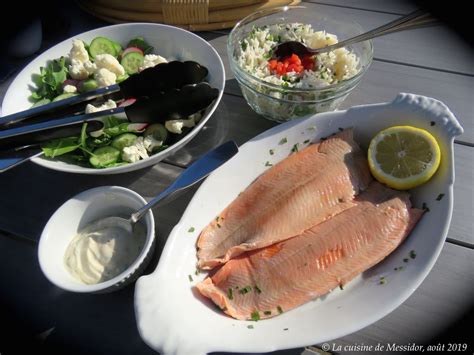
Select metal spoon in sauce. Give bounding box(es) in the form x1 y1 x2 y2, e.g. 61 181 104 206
273 10 438 59
82 141 239 236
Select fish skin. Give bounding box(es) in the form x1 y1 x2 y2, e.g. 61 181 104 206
196 182 424 320
196 129 372 270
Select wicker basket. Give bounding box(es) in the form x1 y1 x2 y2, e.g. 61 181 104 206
78 0 301 31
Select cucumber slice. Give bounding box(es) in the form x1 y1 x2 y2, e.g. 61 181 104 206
144 123 168 143
111 40 123 56
116 73 129 83
89 37 117 59
32 98 51 107
121 52 144 75
89 146 121 168
80 79 98 93
52 93 77 102
111 133 137 151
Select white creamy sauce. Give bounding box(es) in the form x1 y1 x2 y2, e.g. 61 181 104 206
64 220 146 284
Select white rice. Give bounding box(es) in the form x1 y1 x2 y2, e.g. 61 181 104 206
237 23 360 89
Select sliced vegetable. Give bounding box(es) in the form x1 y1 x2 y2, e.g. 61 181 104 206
111 133 138 151
126 37 153 54
89 37 117 59
121 47 144 59
144 123 168 143
31 98 51 107
89 146 121 168
52 93 77 102
116 74 129 83
121 52 144 75
118 98 137 107
111 40 123 56
79 79 98 93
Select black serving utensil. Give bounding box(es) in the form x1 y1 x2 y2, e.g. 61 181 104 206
0 82 220 170
0 61 209 129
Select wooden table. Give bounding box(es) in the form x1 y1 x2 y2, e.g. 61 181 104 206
0 1 472 354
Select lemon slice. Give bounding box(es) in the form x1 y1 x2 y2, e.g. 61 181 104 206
368 126 441 190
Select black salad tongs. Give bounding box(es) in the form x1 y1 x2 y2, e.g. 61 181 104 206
0 61 209 129
0 82 219 151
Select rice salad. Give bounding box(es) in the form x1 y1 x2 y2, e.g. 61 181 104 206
231 23 365 121
237 23 359 89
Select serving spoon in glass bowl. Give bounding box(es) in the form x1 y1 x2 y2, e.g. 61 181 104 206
273 9 439 59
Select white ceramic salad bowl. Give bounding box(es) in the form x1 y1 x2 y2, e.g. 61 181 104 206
1 23 225 174
134 93 463 354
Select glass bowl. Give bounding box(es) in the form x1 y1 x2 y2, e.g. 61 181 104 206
227 6 373 122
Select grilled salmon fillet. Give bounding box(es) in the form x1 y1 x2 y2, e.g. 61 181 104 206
196 182 423 320
196 129 372 270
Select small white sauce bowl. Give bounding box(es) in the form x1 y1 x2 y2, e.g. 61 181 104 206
38 186 155 293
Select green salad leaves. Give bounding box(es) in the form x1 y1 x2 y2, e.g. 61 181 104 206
31 57 69 101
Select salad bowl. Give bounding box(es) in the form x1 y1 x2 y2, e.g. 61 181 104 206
1 23 225 174
134 93 462 354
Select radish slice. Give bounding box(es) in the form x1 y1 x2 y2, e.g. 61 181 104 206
127 123 148 133
118 98 137 107
121 47 144 59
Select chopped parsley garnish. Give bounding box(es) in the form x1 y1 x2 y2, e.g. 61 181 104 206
239 286 252 294
279 137 288 145
264 310 272 315
339 285 344 290
241 41 248 51
263 51 272 59
265 161 273 167
277 306 284 314
188 227 195 233
251 311 260 321
379 276 386 285
227 288 234 300
430 121 436 126
283 328 289 331
195 269 199 275
254 285 262 294
269 149 275 155
217 223 222 228
403 258 409 263
303 139 310 144
436 193 445 201
410 250 417 259
291 144 299 153
247 325 254 329
394 266 404 271
188 275 193 282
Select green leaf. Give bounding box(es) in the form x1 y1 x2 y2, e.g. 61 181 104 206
41 137 80 158
31 56 69 101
